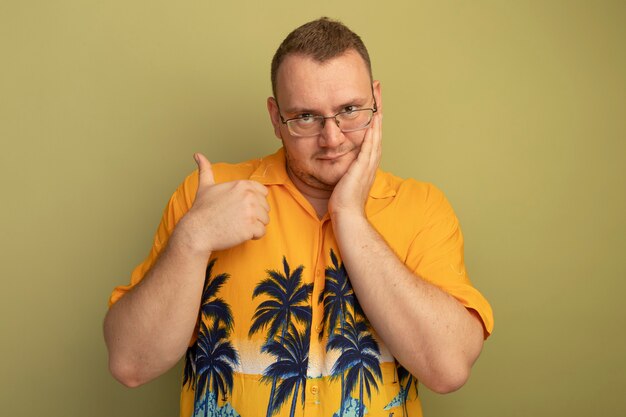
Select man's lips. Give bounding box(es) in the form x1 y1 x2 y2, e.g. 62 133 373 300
316 151 352 161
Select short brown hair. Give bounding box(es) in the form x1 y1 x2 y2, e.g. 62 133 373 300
271 17 373 98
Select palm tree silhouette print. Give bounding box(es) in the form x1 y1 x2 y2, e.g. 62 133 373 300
398 365 419 413
195 320 240 414
319 249 382 416
261 324 311 417
200 259 233 331
181 259 239 415
183 343 198 391
318 249 364 416
249 256 313 417
328 312 382 417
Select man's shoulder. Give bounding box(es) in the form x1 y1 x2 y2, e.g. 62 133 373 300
376 169 446 204
206 148 286 184
210 157 265 183
373 170 458 231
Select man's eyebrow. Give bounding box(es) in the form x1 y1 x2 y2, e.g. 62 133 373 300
282 106 318 115
335 97 369 110
283 97 370 115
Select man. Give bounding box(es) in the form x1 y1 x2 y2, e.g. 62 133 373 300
104 17 493 417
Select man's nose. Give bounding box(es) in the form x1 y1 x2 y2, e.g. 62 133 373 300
319 117 343 147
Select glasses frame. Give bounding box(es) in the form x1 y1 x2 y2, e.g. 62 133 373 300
277 97 378 138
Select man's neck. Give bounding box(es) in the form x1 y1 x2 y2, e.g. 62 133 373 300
286 166 332 219
306 195 330 219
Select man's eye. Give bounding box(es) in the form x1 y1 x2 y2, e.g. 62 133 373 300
344 106 358 114
296 114 315 123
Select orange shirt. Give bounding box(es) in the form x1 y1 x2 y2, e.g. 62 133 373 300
109 148 494 417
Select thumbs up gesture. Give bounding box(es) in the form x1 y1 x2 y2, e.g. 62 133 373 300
176 153 270 255
194 152 217 187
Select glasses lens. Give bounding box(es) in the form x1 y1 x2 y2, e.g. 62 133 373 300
288 117 322 136
286 109 374 137
338 109 373 132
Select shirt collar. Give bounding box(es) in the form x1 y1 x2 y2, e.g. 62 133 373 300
249 148 290 186
249 147 396 199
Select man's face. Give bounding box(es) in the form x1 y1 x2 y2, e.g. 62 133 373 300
268 50 382 197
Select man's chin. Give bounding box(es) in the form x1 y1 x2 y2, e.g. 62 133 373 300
286 154 353 192
313 169 348 189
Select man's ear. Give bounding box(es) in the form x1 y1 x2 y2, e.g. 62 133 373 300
267 97 283 140
372 80 383 116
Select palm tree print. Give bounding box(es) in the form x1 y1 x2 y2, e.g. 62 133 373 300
181 258 240 415
318 249 379 417
318 249 364 339
397 364 418 400
383 365 419 414
261 324 311 417
183 343 198 391
200 259 234 331
318 249 364 416
249 256 313 417
195 320 240 413
327 312 383 417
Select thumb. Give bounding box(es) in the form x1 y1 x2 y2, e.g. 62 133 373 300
194 153 215 187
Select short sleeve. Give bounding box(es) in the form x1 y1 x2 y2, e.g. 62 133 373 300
107 171 199 307
405 184 494 338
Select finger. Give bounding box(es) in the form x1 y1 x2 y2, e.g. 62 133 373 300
256 205 270 225
249 180 269 196
370 113 383 166
365 115 382 183
194 153 215 187
258 195 270 213
357 121 375 165
251 221 267 240
352 116 380 183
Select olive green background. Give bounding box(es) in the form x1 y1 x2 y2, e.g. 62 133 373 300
1 1 625 416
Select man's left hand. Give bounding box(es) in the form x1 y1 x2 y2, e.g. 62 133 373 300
329 112 382 218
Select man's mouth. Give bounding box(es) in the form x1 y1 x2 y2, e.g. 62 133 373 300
316 149 354 161
318 154 346 161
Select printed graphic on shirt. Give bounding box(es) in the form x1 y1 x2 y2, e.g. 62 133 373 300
383 365 419 415
249 256 314 417
182 253 419 417
182 258 242 417
319 249 382 417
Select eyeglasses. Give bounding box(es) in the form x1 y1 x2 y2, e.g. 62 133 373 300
277 100 378 138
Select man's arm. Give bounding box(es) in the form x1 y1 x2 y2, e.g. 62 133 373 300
103 154 270 387
104 224 210 387
329 114 485 394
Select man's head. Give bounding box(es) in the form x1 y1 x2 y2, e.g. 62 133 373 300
270 17 373 99
267 17 381 198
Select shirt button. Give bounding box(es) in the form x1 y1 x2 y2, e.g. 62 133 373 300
310 385 319 395
315 323 324 333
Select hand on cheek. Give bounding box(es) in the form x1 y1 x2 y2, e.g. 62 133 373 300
329 113 382 218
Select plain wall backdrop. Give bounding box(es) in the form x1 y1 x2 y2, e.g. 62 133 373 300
1 1 625 416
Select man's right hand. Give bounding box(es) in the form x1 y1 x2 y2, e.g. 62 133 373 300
105 153 270 387
174 153 270 255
